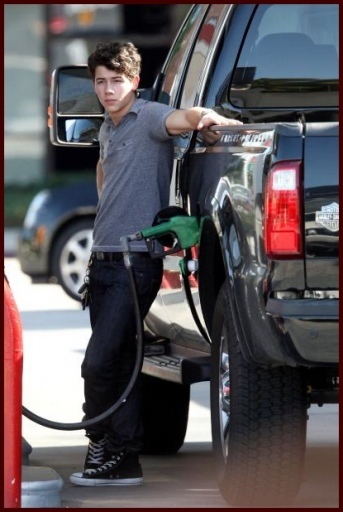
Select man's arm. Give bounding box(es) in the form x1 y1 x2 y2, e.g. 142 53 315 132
96 159 104 199
165 107 242 136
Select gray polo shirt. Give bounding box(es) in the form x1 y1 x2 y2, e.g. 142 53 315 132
92 98 175 252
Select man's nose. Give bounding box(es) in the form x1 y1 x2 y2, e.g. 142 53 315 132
104 82 114 92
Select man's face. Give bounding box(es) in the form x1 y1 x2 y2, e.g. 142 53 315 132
94 66 139 118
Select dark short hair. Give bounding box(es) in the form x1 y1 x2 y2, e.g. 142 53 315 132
88 41 141 80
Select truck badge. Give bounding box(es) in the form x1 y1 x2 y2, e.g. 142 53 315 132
315 202 339 232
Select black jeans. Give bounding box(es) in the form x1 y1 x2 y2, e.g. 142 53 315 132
81 254 163 454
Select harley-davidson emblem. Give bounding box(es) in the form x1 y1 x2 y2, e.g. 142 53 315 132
315 202 339 232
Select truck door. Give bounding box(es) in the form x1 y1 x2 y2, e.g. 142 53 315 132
146 4 210 344
147 5 231 344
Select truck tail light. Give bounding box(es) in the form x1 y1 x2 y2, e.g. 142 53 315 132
263 161 303 258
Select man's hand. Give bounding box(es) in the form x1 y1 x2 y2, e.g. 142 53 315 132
197 109 242 130
200 129 223 145
197 109 242 144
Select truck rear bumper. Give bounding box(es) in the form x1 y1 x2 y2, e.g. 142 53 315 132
265 298 338 364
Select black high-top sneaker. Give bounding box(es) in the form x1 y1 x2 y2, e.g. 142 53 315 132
83 436 106 473
70 451 143 486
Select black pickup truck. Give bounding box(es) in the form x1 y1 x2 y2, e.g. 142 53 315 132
48 4 339 507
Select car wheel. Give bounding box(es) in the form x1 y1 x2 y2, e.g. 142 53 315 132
141 374 190 454
51 218 94 302
210 281 307 507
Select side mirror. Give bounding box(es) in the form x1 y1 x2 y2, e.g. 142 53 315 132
49 65 104 147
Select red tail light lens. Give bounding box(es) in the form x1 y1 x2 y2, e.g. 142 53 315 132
263 161 303 258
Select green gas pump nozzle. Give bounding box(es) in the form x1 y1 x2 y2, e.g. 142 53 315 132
141 215 201 258
121 215 202 258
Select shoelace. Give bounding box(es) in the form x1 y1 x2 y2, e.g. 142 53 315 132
86 438 106 465
88 452 125 475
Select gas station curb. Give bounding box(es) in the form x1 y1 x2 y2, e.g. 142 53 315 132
21 466 64 508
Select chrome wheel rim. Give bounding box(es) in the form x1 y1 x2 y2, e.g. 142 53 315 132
219 330 230 459
59 229 93 297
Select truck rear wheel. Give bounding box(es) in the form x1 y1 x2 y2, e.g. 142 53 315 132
210 282 307 507
141 374 190 454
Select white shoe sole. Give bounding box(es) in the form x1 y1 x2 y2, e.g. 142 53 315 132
69 472 143 487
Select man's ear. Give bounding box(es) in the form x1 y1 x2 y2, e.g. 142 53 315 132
132 75 140 92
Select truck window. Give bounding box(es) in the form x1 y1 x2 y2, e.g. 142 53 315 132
178 5 228 109
156 4 208 106
229 4 338 109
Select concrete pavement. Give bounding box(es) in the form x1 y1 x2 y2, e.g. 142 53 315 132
5 257 339 508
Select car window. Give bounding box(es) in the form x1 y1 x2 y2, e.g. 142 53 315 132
156 4 208 106
230 4 338 109
178 5 228 109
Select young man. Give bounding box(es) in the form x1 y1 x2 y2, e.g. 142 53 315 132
70 41 242 487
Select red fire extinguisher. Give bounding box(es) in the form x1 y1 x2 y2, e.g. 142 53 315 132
4 276 23 508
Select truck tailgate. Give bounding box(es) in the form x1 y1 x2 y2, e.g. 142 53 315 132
303 122 339 289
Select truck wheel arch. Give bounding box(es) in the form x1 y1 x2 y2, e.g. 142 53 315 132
198 217 226 336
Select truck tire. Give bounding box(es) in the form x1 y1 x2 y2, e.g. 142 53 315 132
210 282 307 507
141 374 190 454
51 219 94 302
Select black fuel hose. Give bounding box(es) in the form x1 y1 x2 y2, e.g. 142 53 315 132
22 240 144 431
182 248 210 343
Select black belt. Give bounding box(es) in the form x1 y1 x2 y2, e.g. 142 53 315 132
93 251 150 262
